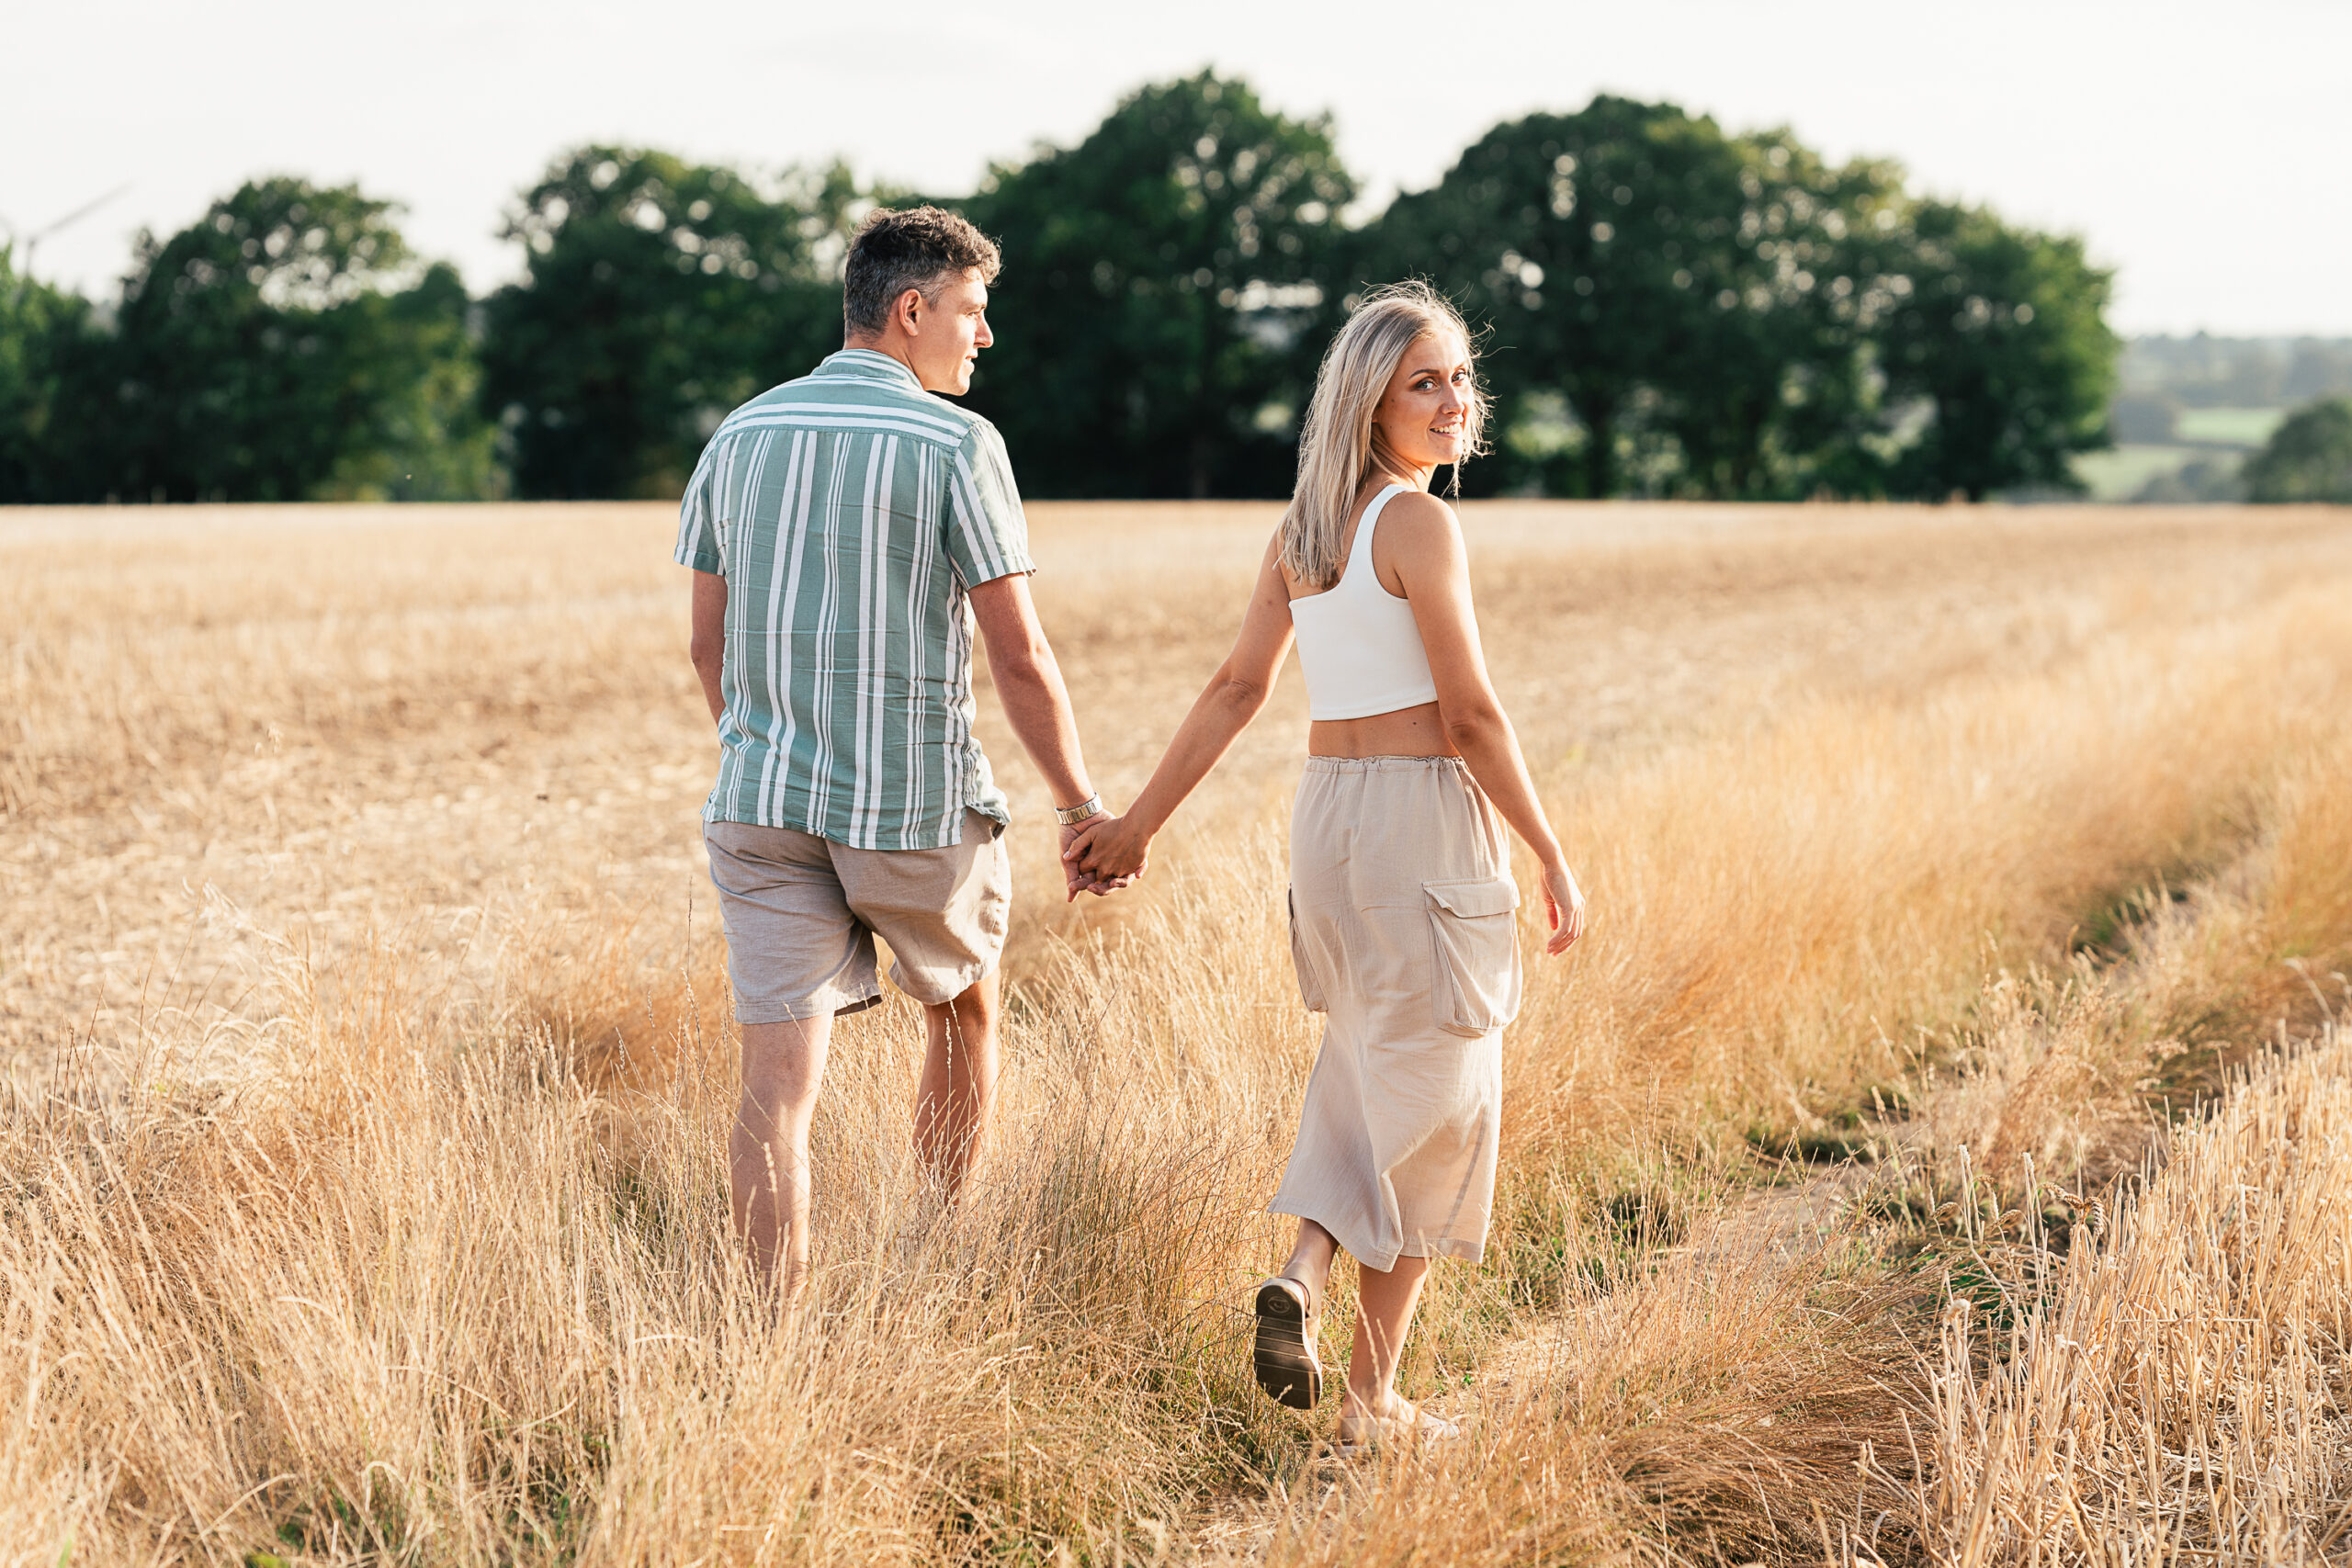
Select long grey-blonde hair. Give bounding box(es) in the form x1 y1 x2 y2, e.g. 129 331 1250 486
1280 280 1488 591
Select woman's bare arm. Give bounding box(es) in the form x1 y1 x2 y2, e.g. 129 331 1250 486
1380 491 1587 953
1066 536 1296 881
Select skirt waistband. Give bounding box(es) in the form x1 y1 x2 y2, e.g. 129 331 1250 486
1303 753 1468 775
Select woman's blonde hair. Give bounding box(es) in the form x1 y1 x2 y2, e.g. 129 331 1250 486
1280 280 1488 591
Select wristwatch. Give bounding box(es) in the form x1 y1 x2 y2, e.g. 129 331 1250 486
1055 794 1105 827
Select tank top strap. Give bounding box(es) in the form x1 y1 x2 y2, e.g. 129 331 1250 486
1346 483 1409 583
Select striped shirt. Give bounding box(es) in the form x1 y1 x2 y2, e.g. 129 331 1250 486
673 349 1035 850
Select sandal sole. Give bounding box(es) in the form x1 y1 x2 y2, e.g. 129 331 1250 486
1251 1280 1321 1410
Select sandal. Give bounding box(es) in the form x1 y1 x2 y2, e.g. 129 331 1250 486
1333 1398 1463 1460
1250 1276 1322 1410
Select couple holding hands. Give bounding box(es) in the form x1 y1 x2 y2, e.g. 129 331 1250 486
676 206 1586 1454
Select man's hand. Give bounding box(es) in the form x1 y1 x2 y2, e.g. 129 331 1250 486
1059 820 1136 900
967 574 1120 898
1064 813 1153 886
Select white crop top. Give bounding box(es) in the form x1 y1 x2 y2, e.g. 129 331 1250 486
1289 484 1442 720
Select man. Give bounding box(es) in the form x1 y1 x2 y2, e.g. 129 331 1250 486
675 205 1116 1298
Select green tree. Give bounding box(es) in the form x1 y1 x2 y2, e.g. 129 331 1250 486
1364 97 1910 500
1876 201 2118 501
2243 396 2352 502
0 246 101 502
956 72 1356 498
314 261 505 501
86 177 488 502
480 149 859 500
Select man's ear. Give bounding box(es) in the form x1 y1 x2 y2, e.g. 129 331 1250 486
893 287 924 336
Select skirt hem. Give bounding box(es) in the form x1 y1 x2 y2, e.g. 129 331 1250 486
1268 1200 1487 1269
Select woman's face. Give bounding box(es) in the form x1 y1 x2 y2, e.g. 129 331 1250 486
1372 330 1474 474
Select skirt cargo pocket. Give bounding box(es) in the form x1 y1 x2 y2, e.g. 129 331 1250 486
1287 887 1329 1013
1424 875 1522 1036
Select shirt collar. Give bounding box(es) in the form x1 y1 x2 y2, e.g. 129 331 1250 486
819 348 924 389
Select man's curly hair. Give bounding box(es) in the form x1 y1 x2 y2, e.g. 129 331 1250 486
842 206 1001 337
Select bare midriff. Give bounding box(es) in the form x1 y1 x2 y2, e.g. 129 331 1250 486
1307 702 1458 760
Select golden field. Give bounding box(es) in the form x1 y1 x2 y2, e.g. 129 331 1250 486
5 499 2352 1564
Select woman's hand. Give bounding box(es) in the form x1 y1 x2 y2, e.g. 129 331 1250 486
1058 821 1135 901
1064 813 1153 888
1540 861 1588 955
1058 821 1134 900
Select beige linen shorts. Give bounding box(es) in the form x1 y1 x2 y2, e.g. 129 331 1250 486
702 811 1010 1023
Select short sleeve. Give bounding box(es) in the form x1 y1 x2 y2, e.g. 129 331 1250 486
943 420 1035 587
673 438 725 574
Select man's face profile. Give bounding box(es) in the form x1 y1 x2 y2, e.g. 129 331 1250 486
902 268 993 396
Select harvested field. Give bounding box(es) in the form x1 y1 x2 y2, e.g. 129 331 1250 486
5 500 2352 1563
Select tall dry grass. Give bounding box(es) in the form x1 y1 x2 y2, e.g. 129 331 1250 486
1923 1021 2352 1563
1482 583 2352 1290
1891 716 2352 1563
5 502 2352 1562
0 931 1298 1563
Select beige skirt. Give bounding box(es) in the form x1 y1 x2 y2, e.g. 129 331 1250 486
1272 755 1521 1269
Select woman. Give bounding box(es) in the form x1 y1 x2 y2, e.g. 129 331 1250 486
1066 281 1588 1452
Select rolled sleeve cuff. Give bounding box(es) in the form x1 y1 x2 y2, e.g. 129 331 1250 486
965 553 1036 586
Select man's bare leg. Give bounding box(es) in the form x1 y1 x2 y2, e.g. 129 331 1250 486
915 972 1001 1198
732 1011 833 1300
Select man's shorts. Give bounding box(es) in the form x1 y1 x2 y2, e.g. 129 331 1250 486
702 811 1011 1023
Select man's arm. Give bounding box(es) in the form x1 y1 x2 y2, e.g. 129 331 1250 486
967 572 1090 805
965 572 1121 898
690 570 727 727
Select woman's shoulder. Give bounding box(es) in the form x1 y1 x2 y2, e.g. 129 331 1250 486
1378 486 1456 520
1365 488 1464 597
1373 488 1462 549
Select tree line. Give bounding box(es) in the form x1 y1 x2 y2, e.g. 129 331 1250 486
4 73 2131 506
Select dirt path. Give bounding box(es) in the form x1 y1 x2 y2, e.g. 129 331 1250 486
1181 1149 1895 1564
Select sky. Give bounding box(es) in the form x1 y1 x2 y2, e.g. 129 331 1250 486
6 0 2347 337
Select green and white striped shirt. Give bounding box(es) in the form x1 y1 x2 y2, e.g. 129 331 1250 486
673 349 1035 850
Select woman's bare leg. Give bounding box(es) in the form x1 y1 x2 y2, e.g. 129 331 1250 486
1280 1218 1340 1299
1340 1254 1430 1430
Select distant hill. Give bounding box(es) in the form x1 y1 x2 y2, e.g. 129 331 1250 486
2077 336 2352 502
2121 336 2352 410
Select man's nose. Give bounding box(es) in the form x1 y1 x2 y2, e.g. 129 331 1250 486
975 313 993 348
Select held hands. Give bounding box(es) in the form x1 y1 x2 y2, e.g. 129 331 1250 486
1059 818 1139 902
1541 861 1589 956
1062 812 1154 892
